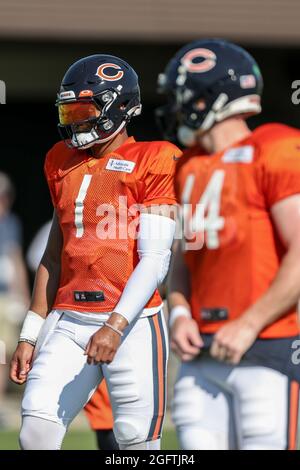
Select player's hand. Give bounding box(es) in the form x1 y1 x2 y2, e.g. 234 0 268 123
85 327 122 365
85 313 128 365
210 317 259 365
10 342 35 385
170 317 203 361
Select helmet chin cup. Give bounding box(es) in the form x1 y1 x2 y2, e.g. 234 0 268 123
71 130 99 149
177 125 197 147
71 120 127 149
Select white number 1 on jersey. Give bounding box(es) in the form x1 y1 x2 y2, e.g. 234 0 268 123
75 175 92 238
185 170 225 249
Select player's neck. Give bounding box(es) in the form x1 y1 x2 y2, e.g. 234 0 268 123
88 128 129 159
199 118 252 154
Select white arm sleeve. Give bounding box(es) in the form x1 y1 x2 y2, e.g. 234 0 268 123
114 213 176 324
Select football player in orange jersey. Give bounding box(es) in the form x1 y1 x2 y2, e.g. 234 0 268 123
157 39 300 450
9 54 181 450
27 220 118 449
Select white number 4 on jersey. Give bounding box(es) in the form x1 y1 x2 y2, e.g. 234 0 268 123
182 170 225 249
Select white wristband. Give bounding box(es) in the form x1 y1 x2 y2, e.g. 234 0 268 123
19 310 45 346
169 305 192 329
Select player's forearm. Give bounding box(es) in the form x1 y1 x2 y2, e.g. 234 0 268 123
242 244 300 333
168 290 191 312
29 254 61 318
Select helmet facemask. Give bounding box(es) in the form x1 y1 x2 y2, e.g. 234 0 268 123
155 72 183 143
175 77 261 147
57 89 141 149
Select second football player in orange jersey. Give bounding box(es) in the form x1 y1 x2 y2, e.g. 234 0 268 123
10 54 181 450
157 39 300 450
176 123 300 339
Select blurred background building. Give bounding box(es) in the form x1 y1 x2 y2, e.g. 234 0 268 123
1 0 300 249
0 0 300 447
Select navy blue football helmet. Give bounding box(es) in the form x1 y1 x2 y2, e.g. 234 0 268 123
156 39 263 146
57 54 142 149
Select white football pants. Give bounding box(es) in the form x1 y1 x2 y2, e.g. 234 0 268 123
20 310 168 449
172 354 299 450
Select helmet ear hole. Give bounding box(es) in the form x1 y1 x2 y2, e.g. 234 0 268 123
120 102 128 111
194 99 206 111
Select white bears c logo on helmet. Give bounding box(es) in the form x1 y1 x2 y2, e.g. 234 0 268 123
96 63 124 81
181 48 217 73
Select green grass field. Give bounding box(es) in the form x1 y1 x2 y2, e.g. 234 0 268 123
0 429 179 450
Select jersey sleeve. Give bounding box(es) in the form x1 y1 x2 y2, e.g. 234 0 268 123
44 147 58 208
258 137 300 208
174 162 183 203
141 143 182 206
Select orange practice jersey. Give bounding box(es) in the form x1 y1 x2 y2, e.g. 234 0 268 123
84 381 113 430
175 123 300 338
44 136 181 313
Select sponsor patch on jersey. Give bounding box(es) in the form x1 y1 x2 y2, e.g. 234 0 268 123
106 158 136 173
222 145 254 163
240 74 256 89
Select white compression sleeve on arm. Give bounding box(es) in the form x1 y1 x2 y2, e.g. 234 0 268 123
114 213 176 324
